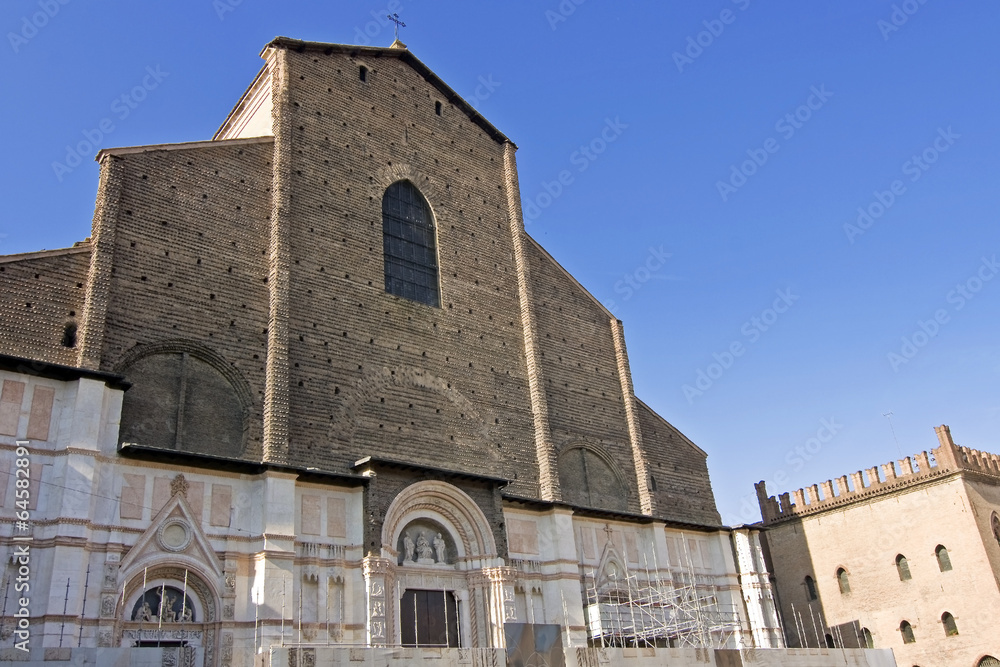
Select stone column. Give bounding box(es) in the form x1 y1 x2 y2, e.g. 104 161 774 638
362 557 395 647
483 567 517 649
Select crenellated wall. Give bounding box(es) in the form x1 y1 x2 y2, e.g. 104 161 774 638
756 424 1000 525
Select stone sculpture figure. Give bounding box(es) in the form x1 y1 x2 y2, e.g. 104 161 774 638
416 533 434 561
433 532 446 564
404 533 415 562
138 601 153 622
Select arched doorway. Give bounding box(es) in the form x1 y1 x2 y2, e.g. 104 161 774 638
372 480 514 649
118 567 219 666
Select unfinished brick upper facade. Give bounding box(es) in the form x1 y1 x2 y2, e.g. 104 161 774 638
0 38 718 527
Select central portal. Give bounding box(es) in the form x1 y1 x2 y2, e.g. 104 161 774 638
400 589 460 647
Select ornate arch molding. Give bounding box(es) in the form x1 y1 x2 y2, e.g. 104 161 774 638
371 162 444 210
120 565 220 624
113 339 254 412
382 481 498 568
327 365 497 452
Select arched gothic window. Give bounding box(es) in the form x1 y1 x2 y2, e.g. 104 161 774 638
942 612 958 637
978 656 1000 666
899 620 915 644
861 627 874 649
804 575 818 601
837 567 851 594
896 554 912 581
935 545 953 572
992 513 1000 547
382 180 439 306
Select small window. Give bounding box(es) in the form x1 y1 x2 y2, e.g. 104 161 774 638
61 321 77 347
861 627 874 649
359 65 368 82
896 554 912 581
837 568 850 594
825 633 835 648
936 545 953 572
804 575 818 601
942 612 958 637
992 513 1000 547
900 620 915 644
435 101 442 116
649 475 657 492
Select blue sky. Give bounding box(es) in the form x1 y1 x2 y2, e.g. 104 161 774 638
2 0 998 525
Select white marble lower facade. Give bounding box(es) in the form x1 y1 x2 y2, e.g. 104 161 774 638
0 368 844 667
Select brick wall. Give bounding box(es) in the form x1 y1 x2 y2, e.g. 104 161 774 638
93 139 274 458
637 402 720 526
0 248 90 366
1 40 725 527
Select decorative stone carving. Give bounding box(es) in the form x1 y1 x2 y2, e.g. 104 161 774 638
363 557 394 646
101 594 117 618
98 630 113 647
157 518 193 552
398 521 457 567
103 562 119 591
223 603 234 620
170 474 189 499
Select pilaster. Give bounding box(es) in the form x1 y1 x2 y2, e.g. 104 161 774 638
610 318 655 515
502 142 560 502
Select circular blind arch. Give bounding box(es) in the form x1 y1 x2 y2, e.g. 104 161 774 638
558 446 628 512
119 352 246 458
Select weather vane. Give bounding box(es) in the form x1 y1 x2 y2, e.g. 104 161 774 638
387 13 406 41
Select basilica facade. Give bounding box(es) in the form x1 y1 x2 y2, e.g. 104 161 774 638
0 37 895 667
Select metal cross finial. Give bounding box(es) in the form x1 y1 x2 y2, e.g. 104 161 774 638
387 13 406 41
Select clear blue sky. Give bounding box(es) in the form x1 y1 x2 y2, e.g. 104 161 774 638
2 0 998 525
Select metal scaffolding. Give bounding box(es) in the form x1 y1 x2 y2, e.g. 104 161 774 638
582 539 741 650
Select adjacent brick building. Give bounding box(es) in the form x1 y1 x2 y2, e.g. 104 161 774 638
757 425 1000 667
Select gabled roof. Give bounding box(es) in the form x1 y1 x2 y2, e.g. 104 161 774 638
262 37 513 147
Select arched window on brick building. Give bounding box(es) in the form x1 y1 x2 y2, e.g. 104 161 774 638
896 554 912 581
942 612 958 637
836 567 851 594
804 575 817 601
382 180 439 307
935 545 953 572
899 620 915 644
